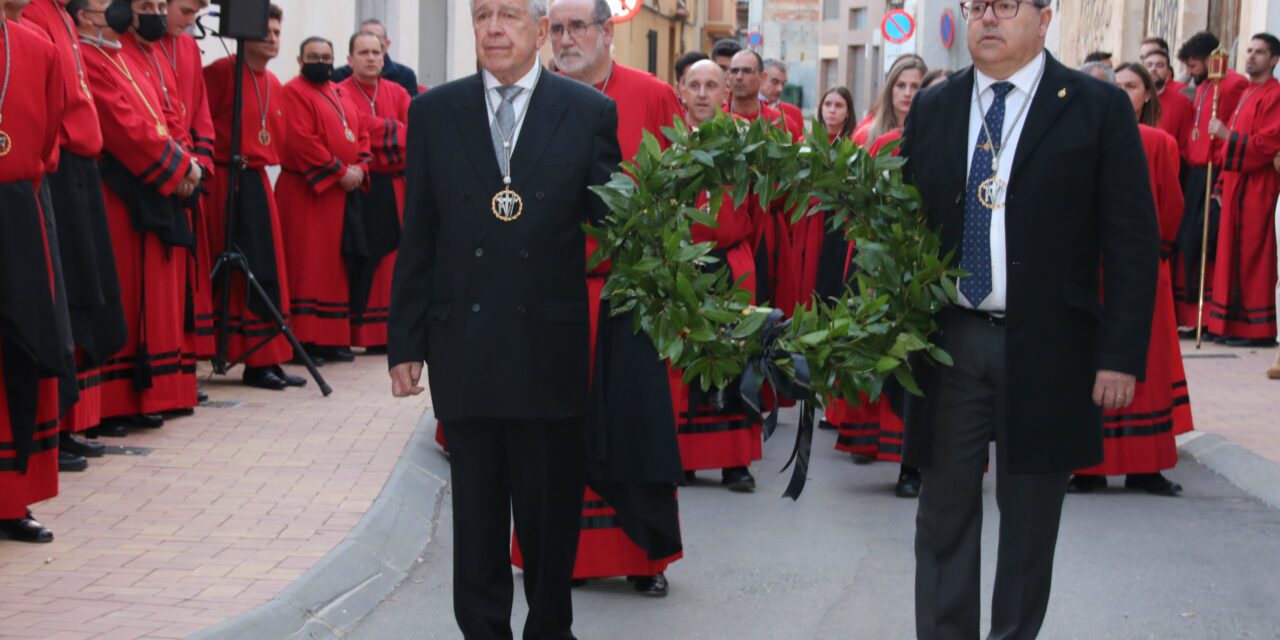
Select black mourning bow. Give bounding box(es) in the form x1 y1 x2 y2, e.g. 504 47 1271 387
739 308 816 500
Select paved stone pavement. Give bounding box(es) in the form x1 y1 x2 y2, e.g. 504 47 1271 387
352 422 1280 640
0 355 426 640
1179 340 1279 464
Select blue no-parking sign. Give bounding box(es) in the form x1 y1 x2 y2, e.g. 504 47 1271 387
940 9 956 49
881 9 915 45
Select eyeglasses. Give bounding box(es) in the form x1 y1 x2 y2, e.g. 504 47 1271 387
727 66 758 76
960 0 1039 20
549 19 604 39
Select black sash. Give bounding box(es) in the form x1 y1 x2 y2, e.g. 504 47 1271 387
46 151 128 365
98 154 195 249
341 189 372 318
223 169 283 317
348 173 402 320
1175 165 1220 302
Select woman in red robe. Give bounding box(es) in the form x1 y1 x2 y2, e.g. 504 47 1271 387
1070 63 1193 496
340 32 411 350
81 11 200 428
276 38 371 362
816 65 929 499
203 6 303 390
0 14 69 543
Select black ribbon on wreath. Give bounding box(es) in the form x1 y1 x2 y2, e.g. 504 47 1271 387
738 308 815 500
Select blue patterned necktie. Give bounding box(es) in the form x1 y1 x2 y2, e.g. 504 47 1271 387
959 81 1015 308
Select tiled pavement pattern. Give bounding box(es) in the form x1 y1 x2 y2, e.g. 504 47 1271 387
1180 339 1280 464
0 340 1275 639
0 355 428 639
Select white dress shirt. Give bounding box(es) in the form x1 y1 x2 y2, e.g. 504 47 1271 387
960 51 1047 312
482 58 541 157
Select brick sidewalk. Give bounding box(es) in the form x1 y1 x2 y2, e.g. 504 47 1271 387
0 355 429 640
1179 339 1280 464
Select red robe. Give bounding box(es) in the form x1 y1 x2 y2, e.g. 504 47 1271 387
1077 125 1191 475
24 0 115 434
1208 78 1280 340
514 63 685 580
773 100 805 137
819 130 906 461
340 75 411 348
83 39 198 417
160 32 217 359
1157 85 1194 161
203 57 293 367
276 77 371 347
1 21 66 518
1176 71 1251 328
727 102 802 314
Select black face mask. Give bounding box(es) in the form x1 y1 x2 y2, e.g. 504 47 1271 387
104 0 134 34
136 14 168 42
301 61 334 84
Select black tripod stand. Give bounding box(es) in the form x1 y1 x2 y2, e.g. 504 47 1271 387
209 37 331 396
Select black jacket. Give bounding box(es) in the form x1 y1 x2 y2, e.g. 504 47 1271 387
388 70 620 421
899 54 1160 473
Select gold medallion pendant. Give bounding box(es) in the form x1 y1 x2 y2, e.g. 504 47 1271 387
344 127 355 143
491 185 523 222
978 176 1006 210
0 130 11 157
258 128 272 146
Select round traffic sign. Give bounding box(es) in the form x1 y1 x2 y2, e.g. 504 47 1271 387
881 9 915 45
940 9 955 49
608 0 643 24
747 32 763 46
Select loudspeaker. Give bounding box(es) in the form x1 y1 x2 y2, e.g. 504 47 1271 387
212 0 270 40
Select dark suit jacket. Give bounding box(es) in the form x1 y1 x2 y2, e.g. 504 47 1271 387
332 54 421 96
899 54 1160 474
388 70 620 421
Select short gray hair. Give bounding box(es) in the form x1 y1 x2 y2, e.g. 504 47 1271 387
763 58 787 74
1078 61 1115 82
530 0 549 20
590 0 611 23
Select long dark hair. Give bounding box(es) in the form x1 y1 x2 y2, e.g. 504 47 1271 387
820 86 856 140
1116 62 1162 127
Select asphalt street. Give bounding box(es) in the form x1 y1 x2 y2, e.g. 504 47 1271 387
351 418 1280 639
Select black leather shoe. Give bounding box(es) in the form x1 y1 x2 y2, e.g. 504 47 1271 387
363 345 388 355
0 512 54 543
271 365 307 387
895 466 921 498
1125 472 1182 496
329 347 356 362
86 422 129 438
290 350 325 367
59 450 88 472
60 433 105 458
721 467 756 492
163 407 195 418
133 413 165 429
629 573 669 597
1224 337 1276 348
197 390 209 403
851 453 875 465
818 419 837 431
243 366 288 390
1067 474 1108 493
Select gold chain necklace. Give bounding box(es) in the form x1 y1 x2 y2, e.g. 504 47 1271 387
85 40 168 138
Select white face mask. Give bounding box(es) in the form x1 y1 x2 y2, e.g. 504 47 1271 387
81 22 123 50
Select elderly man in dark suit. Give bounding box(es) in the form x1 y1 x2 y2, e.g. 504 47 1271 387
386 0 619 635
899 1 1159 638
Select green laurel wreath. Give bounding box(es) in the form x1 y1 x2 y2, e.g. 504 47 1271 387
586 113 962 409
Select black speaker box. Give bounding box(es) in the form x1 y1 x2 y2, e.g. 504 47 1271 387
212 0 270 40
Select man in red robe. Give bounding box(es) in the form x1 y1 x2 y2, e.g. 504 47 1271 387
277 36 371 364
340 30 410 351
203 3 303 389
1175 32 1250 332
762 58 804 130
162 0 217 363
726 49 802 140
536 0 685 597
1144 48 1194 160
1206 34 1280 346
0 0 72 544
76 0 200 431
24 0 126 469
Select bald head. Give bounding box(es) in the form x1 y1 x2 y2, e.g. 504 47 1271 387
680 59 728 126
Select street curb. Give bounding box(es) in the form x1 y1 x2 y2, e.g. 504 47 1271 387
189 409 449 640
1178 431 1280 510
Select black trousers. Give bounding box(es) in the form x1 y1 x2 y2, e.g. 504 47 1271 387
915 310 1070 640
443 418 586 640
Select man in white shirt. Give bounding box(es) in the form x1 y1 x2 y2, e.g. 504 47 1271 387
898 1 1160 638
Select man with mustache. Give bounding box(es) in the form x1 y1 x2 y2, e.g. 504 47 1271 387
899 1 1158 637
388 0 620 634
1143 47 1194 160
